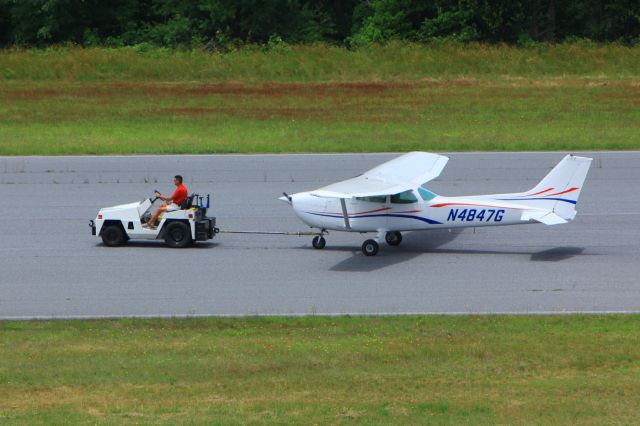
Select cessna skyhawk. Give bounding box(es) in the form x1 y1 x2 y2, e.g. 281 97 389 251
280 152 592 256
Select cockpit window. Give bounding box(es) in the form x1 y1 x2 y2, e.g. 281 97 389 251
390 190 418 204
418 187 437 201
354 195 386 203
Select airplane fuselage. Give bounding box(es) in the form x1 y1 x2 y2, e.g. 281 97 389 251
290 188 541 233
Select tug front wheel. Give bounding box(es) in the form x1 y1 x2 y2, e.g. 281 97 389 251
101 224 126 247
312 236 326 249
385 231 402 246
362 239 379 256
164 221 193 248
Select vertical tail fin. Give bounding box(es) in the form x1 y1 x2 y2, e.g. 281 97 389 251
509 155 593 220
489 155 593 221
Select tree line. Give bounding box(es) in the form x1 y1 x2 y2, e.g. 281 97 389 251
0 0 638 48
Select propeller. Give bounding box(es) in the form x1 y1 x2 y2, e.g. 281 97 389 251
279 192 292 204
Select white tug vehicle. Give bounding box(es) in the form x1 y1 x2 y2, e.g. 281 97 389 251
90 193 217 248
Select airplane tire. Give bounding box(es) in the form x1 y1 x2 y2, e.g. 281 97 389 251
164 221 193 248
362 239 379 256
385 231 402 246
312 236 326 249
101 224 126 247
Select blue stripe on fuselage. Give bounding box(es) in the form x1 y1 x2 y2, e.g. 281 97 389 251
306 212 442 225
496 197 577 205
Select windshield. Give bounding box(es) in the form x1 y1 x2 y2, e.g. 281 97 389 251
418 187 437 201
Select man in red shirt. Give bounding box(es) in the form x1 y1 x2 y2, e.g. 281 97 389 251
143 175 188 229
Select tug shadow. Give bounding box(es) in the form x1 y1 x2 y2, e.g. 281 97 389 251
95 241 218 250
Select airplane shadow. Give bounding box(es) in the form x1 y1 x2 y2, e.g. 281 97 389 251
529 246 585 261
329 230 587 272
329 229 461 272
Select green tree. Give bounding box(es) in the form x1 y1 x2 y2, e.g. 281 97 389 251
350 0 431 44
0 0 637 47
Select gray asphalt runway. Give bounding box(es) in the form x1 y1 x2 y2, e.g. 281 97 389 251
0 152 638 319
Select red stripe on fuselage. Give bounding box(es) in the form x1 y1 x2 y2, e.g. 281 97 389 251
544 187 578 197
516 188 554 197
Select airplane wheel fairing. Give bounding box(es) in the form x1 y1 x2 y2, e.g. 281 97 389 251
101 224 126 247
385 231 402 246
312 236 326 249
164 221 192 248
362 239 379 256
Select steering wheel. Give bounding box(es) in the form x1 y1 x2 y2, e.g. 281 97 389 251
150 189 160 203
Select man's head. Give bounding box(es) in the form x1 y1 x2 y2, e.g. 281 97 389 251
174 175 183 186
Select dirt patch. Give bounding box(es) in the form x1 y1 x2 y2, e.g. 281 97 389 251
0 88 65 100
2 81 427 101
160 105 334 120
3 79 639 102
87 81 422 99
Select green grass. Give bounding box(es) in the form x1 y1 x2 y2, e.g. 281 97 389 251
1 315 639 424
1 43 639 155
2 43 640 82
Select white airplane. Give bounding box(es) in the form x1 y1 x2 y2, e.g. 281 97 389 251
279 152 592 256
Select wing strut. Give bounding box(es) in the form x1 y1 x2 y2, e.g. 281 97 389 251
340 198 351 229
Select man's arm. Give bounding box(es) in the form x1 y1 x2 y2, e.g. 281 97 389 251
155 190 177 203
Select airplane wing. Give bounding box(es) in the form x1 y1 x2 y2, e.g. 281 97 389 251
310 152 449 198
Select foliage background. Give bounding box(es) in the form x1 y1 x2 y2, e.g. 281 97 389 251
0 0 639 48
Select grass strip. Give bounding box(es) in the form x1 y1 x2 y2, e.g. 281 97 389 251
1 78 638 155
1 44 638 155
1 315 639 424
2 43 640 82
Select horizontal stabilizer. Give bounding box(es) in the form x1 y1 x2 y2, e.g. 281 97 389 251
521 210 569 225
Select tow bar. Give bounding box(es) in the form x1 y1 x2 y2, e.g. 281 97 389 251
218 230 325 237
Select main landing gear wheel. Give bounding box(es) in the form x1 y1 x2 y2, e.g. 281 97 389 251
164 221 193 248
362 239 379 256
101 224 126 247
385 231 403 246
312 235 326 249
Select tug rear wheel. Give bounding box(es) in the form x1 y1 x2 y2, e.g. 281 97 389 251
385 231 402 246
312 236 326 249
164 221 192 248
101 224 126 247
362 239 379 256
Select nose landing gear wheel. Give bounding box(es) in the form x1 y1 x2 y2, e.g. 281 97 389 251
362 239 379 256
385 231 402 246
312 235 326 249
